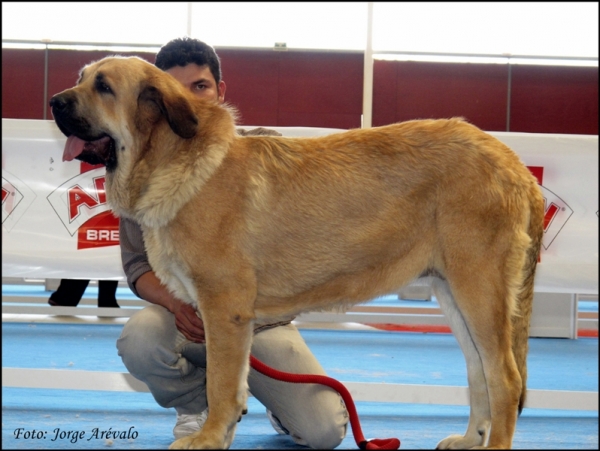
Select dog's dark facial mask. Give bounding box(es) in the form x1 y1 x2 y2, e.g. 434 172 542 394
50 92 118 171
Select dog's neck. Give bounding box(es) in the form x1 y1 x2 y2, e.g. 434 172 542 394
108 103 238 227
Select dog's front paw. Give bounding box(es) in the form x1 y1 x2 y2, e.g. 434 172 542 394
169 435 192 449
169 435 200 450
436 433 483 449
169 433 217 450
168 426 236 450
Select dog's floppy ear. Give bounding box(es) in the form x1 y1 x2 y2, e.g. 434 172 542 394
137 82 198 139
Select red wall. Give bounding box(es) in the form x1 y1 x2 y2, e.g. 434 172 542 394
2 49 46 119
219 49 364 128
510 65 599 134
2 48 598 134
372 60 510 131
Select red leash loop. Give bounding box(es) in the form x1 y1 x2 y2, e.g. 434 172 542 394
249 355 400 450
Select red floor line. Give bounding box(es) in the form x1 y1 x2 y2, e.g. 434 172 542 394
577 329 598 338
366 324 452 334
366 323 598 338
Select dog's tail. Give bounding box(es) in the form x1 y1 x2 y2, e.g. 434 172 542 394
512 183 545 415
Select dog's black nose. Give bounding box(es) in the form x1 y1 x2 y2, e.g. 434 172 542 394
49 95 66 111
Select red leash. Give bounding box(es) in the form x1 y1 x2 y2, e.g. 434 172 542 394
250 355 400 450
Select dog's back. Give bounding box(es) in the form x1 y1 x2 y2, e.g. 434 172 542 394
223 119 540 313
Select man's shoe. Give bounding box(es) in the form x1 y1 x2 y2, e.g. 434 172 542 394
266 409 308 446
173 409 209 440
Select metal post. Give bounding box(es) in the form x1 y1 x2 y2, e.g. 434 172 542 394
187 2 193 36
362 2 374 129
43 41 49 120
506 61 512 132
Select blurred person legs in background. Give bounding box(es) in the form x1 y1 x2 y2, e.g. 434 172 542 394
48 279 120 308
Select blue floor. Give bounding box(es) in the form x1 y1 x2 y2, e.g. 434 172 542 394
2 321 598 449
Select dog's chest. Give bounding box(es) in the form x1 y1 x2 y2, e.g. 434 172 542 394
142 226 198 306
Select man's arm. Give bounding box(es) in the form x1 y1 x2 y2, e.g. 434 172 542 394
119 217 205 343
119 216 152 297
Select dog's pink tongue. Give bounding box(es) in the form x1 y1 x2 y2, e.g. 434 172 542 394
62 135 110 162
63 136 86 162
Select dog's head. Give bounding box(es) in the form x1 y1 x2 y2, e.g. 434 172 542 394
49 56 198 172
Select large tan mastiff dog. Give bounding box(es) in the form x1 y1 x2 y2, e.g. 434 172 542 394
50 56 544 449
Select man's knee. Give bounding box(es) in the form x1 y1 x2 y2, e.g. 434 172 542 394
297 396 348 449
301 418 347 449
116 305 176 375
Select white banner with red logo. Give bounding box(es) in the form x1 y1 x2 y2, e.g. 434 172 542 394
2 119 598 295
2 119 122 280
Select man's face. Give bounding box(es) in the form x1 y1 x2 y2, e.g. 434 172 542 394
165 63 226 103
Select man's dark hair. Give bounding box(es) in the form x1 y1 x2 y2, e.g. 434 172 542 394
155 37 222 84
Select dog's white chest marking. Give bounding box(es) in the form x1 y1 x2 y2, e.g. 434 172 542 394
143 226 198 306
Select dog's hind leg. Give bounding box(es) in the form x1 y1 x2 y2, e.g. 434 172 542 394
433 278 491 449
434 245 525 449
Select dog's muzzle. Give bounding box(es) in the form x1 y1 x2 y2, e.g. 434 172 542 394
49 94 118 171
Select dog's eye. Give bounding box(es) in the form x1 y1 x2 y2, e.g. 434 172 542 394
96 80 113 95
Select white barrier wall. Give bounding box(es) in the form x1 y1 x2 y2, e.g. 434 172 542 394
2 119 598 295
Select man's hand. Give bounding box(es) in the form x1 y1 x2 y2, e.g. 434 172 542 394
134 271 206 343
171 300 206 343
